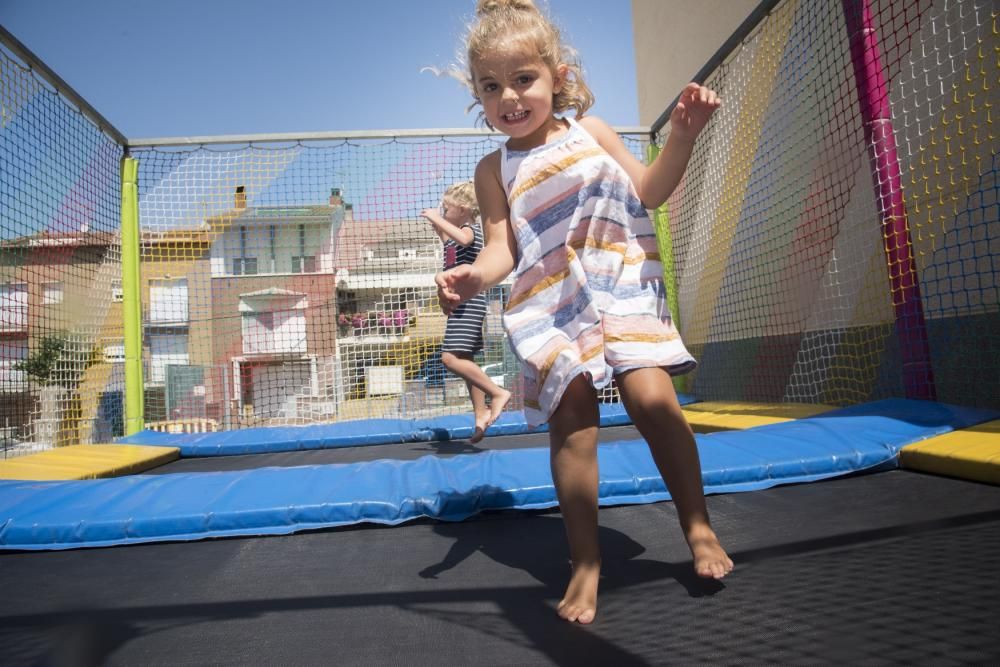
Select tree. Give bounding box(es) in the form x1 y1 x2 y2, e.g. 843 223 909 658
15 334 68 386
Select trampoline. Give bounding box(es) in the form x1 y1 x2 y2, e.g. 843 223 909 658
3 398 1000 665
2 463 999 665
2 0 998 663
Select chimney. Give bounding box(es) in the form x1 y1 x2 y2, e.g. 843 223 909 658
329 187 342 207
235 185 246 210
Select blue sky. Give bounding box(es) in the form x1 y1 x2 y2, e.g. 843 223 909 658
1 0 640 140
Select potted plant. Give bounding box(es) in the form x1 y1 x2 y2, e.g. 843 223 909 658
391 309 409 334
374 309 409 335
352 312 368 335
337 312 354 336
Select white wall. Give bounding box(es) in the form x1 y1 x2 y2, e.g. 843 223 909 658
631 0 760 127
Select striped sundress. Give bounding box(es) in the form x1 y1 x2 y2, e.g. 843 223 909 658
500 117 696 426
442 223 488 354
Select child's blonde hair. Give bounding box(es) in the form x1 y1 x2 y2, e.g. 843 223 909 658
465 0 594 126
442 180 479 219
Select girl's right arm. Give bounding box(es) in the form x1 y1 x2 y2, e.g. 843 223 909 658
472 152 518 287
436 152 516 312
421 208 475 246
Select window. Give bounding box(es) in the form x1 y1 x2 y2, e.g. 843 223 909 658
290 224 316 273
385 288 416 311
232 257 258 275
103 344 125 363
242 309 306 355
148 333 189 384
337 290 358 315
43 282 64 305
268 224 277 274
291 256 316 273
112 279 124 302
149 279 188 323
232 226 258 275
0 339 28 389
0 283 27 331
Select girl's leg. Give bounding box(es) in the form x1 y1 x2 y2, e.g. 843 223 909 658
549 375 601 624
441 351 511 442
616 367 734 579
464 380 489 442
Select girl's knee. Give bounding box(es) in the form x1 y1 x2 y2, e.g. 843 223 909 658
440 351 461 369
626 390 670 415
617 371 682 421
621 397 653 428
549 377 600 437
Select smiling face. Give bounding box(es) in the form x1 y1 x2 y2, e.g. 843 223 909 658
471 46 567 150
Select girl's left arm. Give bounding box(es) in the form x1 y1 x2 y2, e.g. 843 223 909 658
579 83 719 209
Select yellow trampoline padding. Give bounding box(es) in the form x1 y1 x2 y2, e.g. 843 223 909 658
0 444 180 481
899 420 1000 485
682 401 834 433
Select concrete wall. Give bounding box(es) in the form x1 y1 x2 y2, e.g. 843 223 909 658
631 0 760 127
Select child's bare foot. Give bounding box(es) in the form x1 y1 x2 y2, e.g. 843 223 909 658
686 525 734 579
469 410 490 444
557 560 600 624
487 389 511 427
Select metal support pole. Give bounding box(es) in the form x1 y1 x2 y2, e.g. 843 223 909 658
842 0 936 400
121 157 145 433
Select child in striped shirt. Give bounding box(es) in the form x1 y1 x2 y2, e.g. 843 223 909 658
422 181 511 443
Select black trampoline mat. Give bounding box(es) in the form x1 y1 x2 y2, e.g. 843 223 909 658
2 470 999 666
147 425 645 474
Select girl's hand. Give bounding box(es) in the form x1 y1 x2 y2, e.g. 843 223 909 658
669 82 721 142
421 208 440 223
435 265 484 315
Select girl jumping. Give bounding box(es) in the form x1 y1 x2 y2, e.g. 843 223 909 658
436 0 733 624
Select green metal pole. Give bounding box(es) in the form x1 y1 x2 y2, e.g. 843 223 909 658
121 157 145 434
646 143 686 393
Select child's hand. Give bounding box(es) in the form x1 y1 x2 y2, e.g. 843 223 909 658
669 82 721 142
421 208 439 223
435 265 484 315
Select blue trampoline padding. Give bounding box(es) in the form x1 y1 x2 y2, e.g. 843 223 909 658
2 399 996 551
116 398 694 457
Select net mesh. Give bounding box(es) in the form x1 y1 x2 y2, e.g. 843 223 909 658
657 0 997 409
129 135 650 429
1 0 995 448
1 43 124 456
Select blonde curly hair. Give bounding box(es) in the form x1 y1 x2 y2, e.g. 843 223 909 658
464 0 594 127
442 180 480 219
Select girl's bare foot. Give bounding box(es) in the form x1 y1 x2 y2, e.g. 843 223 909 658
686 525 734 579
557 560 600 624
470 410 490 444
487 389 511 427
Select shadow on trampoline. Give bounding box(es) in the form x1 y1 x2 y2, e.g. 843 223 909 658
414 437 488 456
3 478 1000 665
417 512 726 599
730 506 1000 566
